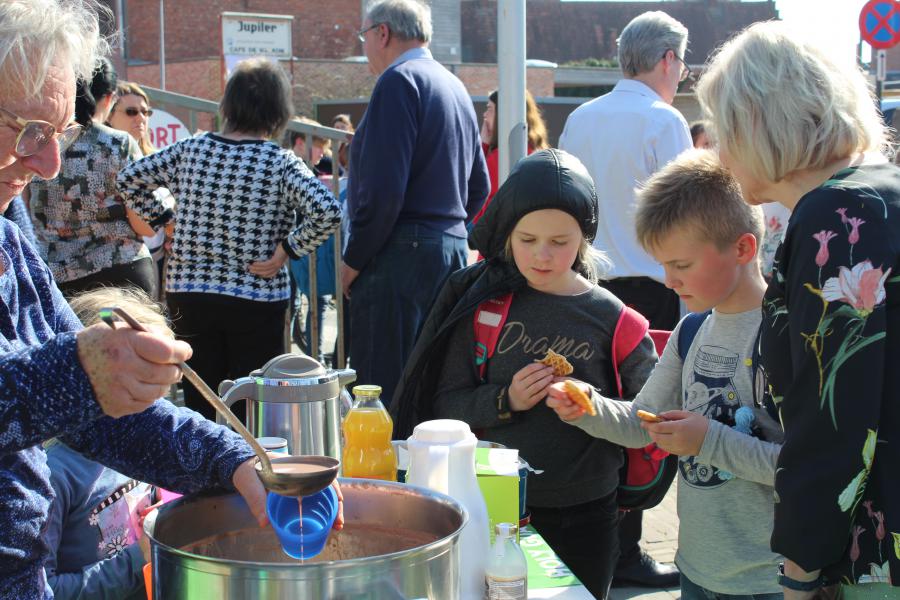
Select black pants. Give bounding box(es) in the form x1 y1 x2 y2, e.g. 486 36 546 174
167 293 287 422
57 257 157 300
529 492 620 599
599 277 680 567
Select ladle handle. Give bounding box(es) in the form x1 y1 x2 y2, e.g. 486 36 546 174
98 307 274 474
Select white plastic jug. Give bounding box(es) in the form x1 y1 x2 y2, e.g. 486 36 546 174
406 419 490 600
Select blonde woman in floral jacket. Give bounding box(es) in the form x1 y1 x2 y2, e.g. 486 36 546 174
698 22 900 599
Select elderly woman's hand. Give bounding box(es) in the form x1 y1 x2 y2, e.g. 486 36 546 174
248 245 289 279
233 457 345 531
77 322 192 418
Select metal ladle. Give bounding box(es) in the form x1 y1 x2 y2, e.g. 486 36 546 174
98 306 339 497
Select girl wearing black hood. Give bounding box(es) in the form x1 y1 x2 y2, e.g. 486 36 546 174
390 149 658 598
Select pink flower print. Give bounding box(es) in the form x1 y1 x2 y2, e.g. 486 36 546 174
837 208 849 224
767 216 783 233
847 217 865 245
822 260 892 317
851 525 865 562
813 230 838 267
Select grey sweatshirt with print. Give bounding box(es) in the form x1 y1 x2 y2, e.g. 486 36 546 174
574 309 783 594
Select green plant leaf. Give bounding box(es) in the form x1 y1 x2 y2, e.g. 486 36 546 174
838 470 866 512
863 429 877 471
892 532 900 560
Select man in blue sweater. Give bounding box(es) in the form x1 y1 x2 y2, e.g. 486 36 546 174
341 0 489 406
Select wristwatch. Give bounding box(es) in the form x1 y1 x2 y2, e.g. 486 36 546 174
777 563 827 591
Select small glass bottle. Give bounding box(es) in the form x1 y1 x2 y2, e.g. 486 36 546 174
484 522 527 600
341 385 397 480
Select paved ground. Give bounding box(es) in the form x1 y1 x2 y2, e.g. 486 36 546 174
301 301 683 599
610 484 680 599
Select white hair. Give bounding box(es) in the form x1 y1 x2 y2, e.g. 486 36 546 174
366 0 432 43
617 11 688 77
0 0 110 101
697 20 889 184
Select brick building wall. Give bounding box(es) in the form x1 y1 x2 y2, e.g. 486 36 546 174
461 0 778 65
120 0 362 63
127 57 555 118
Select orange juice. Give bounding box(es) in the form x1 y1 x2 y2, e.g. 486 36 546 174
342 385 397 480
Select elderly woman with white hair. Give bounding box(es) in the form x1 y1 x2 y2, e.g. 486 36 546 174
0 2 330 596
698 22 900 599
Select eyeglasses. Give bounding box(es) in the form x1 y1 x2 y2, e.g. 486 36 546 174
0 107 82 157
121 107 153 118
357 23 382 43
666 50 693 83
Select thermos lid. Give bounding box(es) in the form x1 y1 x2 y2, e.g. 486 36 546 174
255 354 327 379
352 384 382 398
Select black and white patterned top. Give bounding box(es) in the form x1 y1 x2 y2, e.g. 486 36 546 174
117 133 341 302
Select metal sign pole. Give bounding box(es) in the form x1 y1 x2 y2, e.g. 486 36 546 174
497 0 527 185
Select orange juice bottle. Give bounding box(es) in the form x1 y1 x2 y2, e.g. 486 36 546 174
341 385 397 480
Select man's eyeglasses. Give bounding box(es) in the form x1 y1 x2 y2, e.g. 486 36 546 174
0 107 82 157
665 50 693 83
121 107 153 118
357 23 382 43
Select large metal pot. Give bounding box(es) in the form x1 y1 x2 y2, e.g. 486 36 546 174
146 479 466 599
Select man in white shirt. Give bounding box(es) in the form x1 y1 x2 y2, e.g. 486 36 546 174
559 10 691 589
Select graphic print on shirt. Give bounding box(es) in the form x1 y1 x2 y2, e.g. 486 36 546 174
680 344 742 489
88 479 149 558
496 320 596 361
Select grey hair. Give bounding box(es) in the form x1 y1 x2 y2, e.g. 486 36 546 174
0 0 110 101
618 11 688 77
365 0 432 43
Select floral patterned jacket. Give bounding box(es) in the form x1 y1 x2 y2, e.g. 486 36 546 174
762 163 899 586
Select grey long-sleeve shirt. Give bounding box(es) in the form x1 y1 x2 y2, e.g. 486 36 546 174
575 309 783 594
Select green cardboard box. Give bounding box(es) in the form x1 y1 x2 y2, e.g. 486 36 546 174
475 447 521 543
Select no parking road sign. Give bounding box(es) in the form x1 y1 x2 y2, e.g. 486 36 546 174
860 0 900 49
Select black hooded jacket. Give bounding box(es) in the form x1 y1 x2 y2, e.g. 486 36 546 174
390 149 601 439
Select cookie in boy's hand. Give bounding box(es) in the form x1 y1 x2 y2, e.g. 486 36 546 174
563 380 596 416
636 409 665 423
538 349 573 377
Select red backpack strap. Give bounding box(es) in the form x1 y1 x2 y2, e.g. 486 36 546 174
473 293 514 380
611 306 649 397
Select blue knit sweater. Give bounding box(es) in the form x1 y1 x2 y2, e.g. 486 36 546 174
343 48 489 270
0 219 255 599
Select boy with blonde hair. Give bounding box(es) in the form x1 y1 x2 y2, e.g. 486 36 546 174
547 150 785 597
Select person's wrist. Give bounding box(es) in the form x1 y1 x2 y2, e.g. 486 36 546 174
498 387 512 419
778 563 826 591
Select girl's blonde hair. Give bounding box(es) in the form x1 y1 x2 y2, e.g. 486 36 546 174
697 21 889 185
68 286 173 337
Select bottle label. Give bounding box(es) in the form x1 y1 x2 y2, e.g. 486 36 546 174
485 576 526 600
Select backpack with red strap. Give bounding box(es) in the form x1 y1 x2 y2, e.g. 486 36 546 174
474 293 677 512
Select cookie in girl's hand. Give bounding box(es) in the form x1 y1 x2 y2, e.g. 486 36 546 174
538 349 573 376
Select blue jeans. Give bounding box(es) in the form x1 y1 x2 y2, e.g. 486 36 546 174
681 574 783 600
349 223 466 406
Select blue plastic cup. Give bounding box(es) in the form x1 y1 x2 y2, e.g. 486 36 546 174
266 485 338 560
